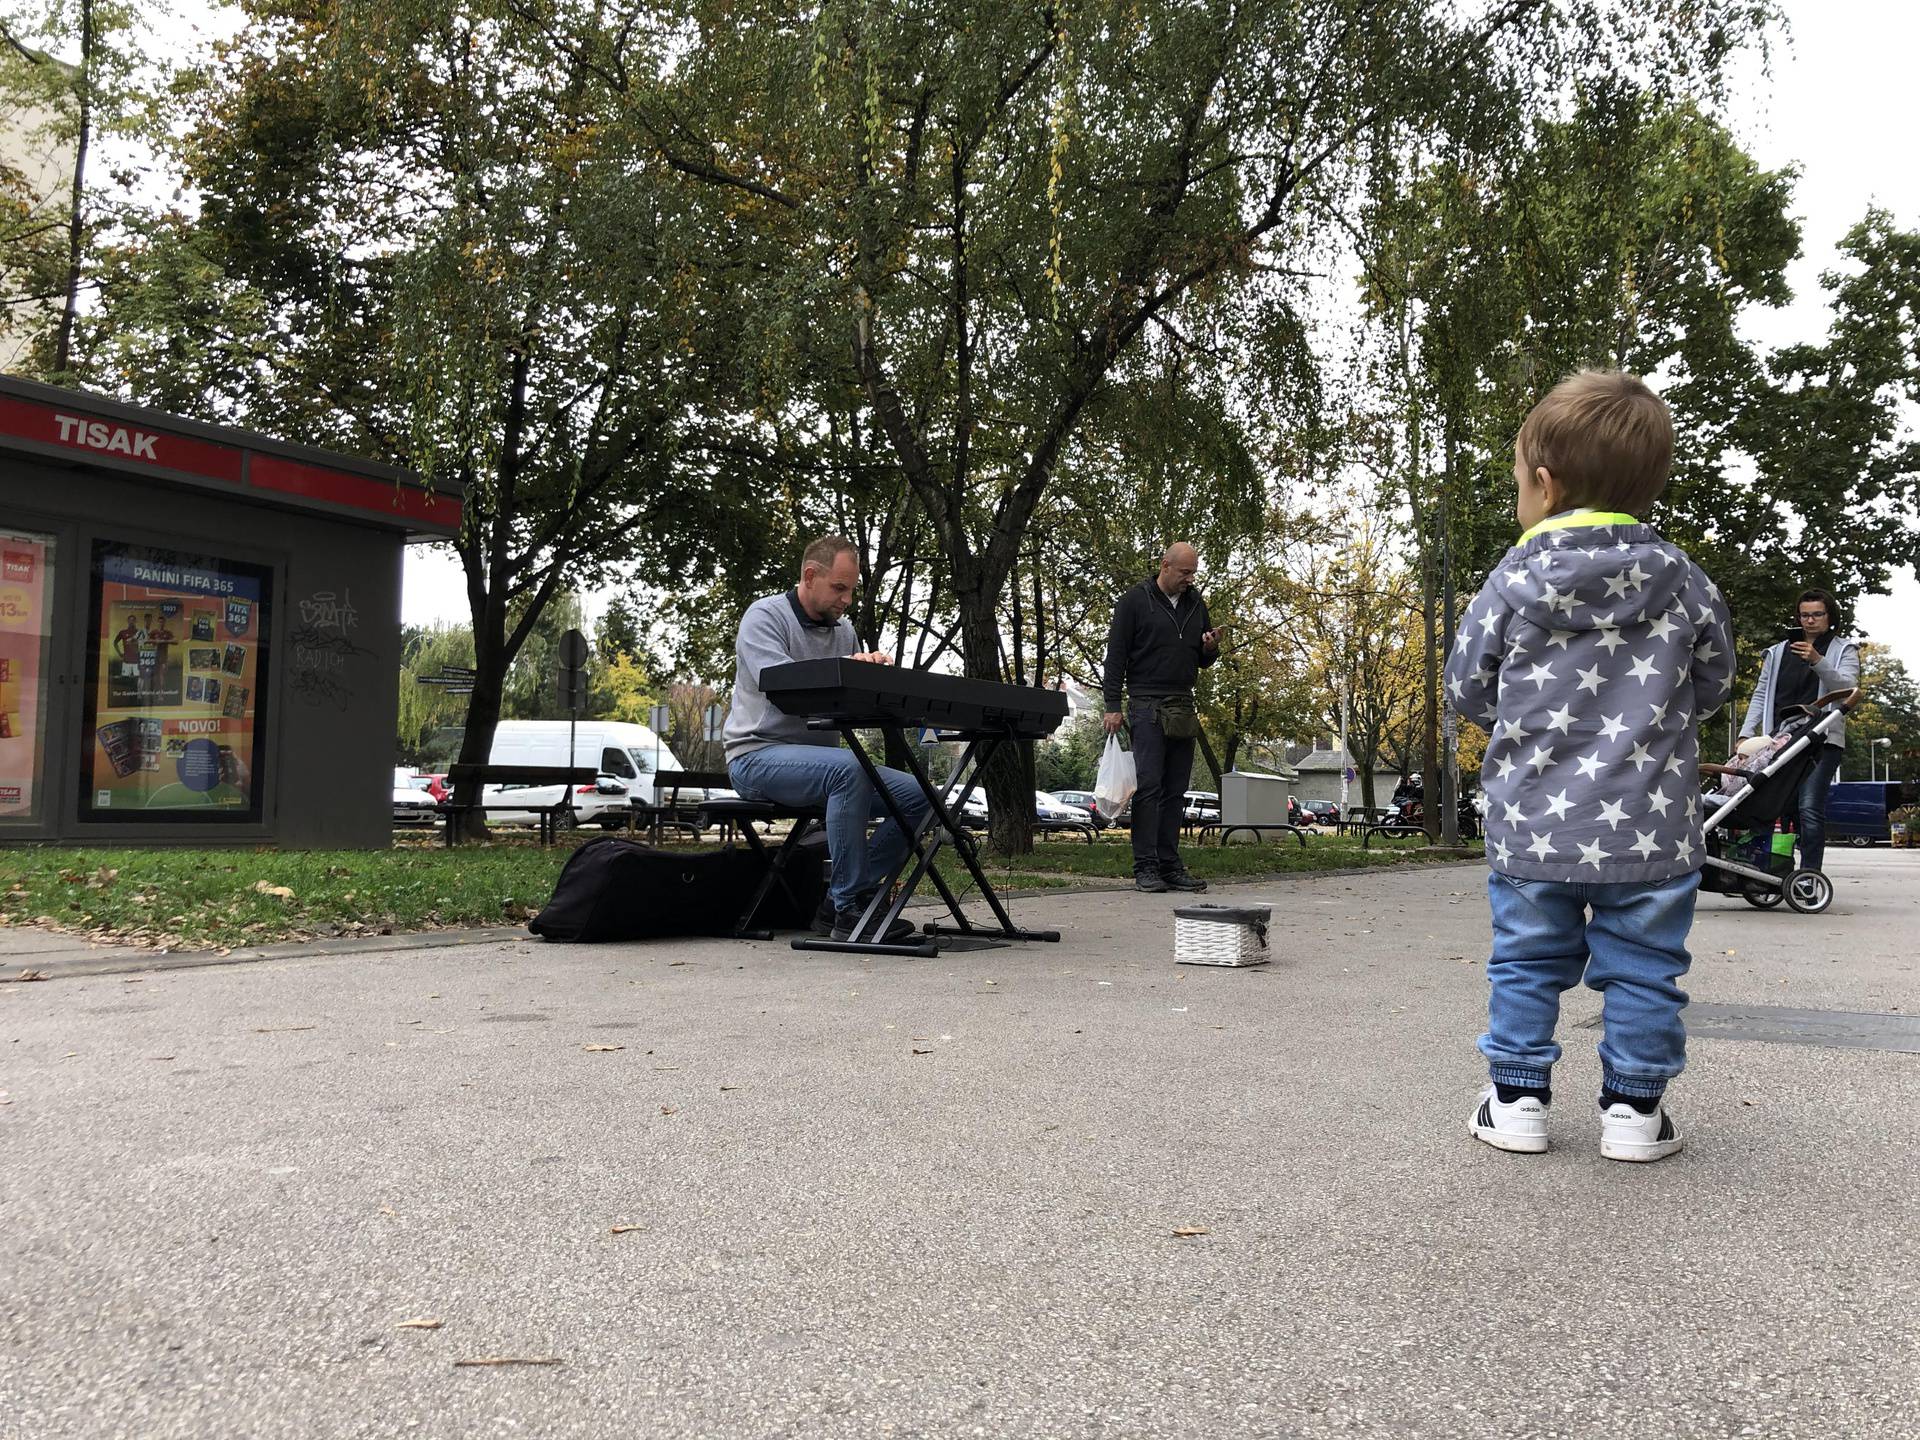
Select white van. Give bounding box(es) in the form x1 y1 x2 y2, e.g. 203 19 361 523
482 719 701 828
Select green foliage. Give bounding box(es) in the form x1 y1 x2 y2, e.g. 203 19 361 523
1035 715 1104 793
1844 645 1920 783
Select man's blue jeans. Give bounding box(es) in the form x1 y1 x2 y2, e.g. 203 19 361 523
728 745 931 915
1789 744 1845 873
1480 869 1700 1100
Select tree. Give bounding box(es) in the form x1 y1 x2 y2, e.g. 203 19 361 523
0 0 153 373
645 0 1772 852
1844 645 1920 784
79 0 770 835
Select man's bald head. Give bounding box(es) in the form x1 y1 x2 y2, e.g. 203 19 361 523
1157 543 1200 597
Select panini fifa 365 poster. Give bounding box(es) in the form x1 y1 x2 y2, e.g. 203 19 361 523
81 542 272 823
0 530 52 822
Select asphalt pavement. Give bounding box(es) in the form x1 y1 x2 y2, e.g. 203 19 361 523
3 849 1916 1439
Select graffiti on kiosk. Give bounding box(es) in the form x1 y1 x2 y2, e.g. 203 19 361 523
298 589 360 632
290 587 372 709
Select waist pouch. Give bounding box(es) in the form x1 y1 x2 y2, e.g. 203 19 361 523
1150 694 1201 740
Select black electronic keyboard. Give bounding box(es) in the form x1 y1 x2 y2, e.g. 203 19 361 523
754 657 1066 958
760 658 1068 740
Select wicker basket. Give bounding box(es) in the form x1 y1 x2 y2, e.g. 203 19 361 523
1174 903 1272 967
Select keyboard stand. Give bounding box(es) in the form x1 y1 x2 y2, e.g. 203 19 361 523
790 720 1062 958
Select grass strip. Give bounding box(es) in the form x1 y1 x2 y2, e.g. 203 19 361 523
0 829 1478 952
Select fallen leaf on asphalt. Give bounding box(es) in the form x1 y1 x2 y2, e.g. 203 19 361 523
610 1225 644 1235
1742 1099 1758 1107
668 961 691 967
583 1044 624 1053
253 1026 316 1034
453 1356 562 1368
0 1092 11 1105
1171 1226 1210 1238
379 1206 397 1216
719 1085 741 1092
396 1318 443 1330
911 1048 932 1055
62 1051 78 1058
651 1065 680 1071
147 1055 175 1061
10 969 47 982
659 1106 678 1115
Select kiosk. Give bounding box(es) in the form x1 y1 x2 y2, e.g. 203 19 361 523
0 375 462 847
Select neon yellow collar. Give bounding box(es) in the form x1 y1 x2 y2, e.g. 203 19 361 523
1518 509 1639 544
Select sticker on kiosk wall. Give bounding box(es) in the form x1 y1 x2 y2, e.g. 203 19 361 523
80 543 272 824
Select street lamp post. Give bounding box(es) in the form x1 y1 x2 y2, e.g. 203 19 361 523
1871 736 1892 782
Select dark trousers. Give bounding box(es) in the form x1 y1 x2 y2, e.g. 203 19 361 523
1128 700 1195 874
1786 744 1845 873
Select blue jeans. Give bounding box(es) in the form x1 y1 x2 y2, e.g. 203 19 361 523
1788 745 1845 873
1480 870 1700 1100
728 745 931 915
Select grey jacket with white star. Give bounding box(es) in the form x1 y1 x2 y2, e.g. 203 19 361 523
1447 519 1735 884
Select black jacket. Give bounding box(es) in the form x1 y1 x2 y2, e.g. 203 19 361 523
1101 577 1217 709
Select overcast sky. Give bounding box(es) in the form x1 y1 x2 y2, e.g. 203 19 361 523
136 2 1920 672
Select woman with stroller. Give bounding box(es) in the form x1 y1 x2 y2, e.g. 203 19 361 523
1739 588 1860 874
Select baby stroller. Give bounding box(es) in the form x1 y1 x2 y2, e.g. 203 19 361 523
1698 689 1859 915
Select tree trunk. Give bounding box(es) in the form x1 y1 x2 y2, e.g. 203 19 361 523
449 597 512 842
956 578 1032 856
52 0 93 373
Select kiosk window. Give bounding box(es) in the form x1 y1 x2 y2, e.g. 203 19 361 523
78 541 272 824
0 527 56 824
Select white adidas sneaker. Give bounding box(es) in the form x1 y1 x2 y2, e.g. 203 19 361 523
1599 1102 1684 1163
1468 1087 1549 1154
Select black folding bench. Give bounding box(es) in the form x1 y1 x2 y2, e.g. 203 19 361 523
696 796 829 940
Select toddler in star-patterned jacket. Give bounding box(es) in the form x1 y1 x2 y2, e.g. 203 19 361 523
1446 371 1735 1164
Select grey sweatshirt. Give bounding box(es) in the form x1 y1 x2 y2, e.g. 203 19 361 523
724 590 856 762
1740 636 1861 750
1447 518 1735 884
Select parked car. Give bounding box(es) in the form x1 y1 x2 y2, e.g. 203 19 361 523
479 775 633 828
392 768 439 827
1182 790 1221 823
1297 799 1341 827
421 772 451 804
1033 791 1093 831
1047 789 1108 828
1827 780 1907 846
942 782 989 828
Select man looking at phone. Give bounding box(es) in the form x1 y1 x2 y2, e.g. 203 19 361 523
1739 588 1861 873
1101 542 1222 893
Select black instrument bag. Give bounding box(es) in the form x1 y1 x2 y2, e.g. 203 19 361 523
528 835 823 943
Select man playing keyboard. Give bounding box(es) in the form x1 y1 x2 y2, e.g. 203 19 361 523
725 535 929 943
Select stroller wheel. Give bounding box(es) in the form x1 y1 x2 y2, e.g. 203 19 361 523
1742 884 1784 909
1784 869 1834 915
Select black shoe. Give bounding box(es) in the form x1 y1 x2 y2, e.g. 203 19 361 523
1163 868 1208 892
810 893 838 936
829 909 918 944
1134 870 1169 893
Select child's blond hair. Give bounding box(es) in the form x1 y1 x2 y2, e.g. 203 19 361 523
1516 370 1673 514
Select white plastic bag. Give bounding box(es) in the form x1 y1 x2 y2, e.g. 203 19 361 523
1094 735 1137 820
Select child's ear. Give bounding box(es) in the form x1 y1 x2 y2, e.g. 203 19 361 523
1534 466 1562 507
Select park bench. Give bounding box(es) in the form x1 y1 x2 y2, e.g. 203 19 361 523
439 763 598 846
634 769 736 843
1338 806 1392 836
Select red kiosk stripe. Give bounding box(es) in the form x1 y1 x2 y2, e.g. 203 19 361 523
248 454 463 529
